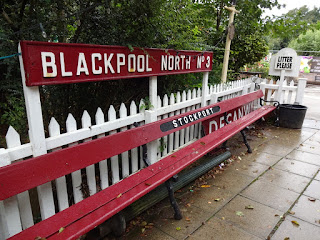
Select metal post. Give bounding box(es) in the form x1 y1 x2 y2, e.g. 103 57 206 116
221 4 239 83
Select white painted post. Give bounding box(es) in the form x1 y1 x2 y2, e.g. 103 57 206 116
146 76 158 164
295 78 307 104
18 44 55 220
276 70 285 103
201 72 209 107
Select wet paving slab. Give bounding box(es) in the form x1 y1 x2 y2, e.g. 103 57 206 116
271 215 320 240
259 168 310 193
188 216 263 240
273 158 320 178
303 180 320 200
290 194 320 226
215 195 282 239
240 179 300 212
285 150 320 166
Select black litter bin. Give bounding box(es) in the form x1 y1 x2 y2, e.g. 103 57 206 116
279 104 308 129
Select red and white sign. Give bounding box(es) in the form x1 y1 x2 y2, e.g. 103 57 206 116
202 102 255 134
20 41 213 86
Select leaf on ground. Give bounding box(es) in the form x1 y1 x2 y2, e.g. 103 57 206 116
141 221 148 227
117 193 122 198
288 211 295 215
291 220 300 226
201 185 211 188
141 228 146 233
58 227 64 233
200 141 206 145
35 237 46 240
284 237 290 240
308 197 316 202
236 211 244 217
238 156 242 160
176 227 181 231
145 182 151 186
245 205 254 210
214 198 221 202
185 217 191 221
171 155 177 158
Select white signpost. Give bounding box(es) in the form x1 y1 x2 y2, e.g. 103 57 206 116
269 48 301 103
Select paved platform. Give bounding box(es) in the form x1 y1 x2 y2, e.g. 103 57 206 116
108 120 320 240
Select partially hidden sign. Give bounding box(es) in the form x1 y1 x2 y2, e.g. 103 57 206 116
19 41 213 86
268 48 301 77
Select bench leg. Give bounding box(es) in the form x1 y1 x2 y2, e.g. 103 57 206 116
240 129 252 153
165 178 182 220
221 140 229 150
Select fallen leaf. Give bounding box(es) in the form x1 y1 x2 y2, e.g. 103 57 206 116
171 155 177 158
141 228 146 233
58 227 64 234
275 214 279 217
35 237 46 240
214 198 221 202
291 220 300 227
221 217 225 220
238 156 242 160
236 211 244 217
186 217 191 221
200 141 206 145
288 211 295 215
245 205 254 210
308 197 316 202
208 201 212 204
145 182 151 186
201 185 211 188
141 221 148 227
148 223 154 226
117 193 122 198
176 227 181 231
284 237 290 240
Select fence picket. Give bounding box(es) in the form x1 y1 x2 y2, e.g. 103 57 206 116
108 105 120 184
130 101 139 173
185 90 192 143
162 94 169 156
174 92 181 149
287 80 294 103
81 111 97 196
167 93 175 154
120 103 130 178
66 114 83 203
6 127 33 230
48 118 69 211
95 108 109 190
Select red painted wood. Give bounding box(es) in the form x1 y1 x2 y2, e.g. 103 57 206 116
20 41 213 86
0 90 264 200
8 105 275 240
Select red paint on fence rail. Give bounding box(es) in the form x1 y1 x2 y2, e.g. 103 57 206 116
20 41 213 86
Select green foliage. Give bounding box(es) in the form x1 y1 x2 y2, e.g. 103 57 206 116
0 95 27 135
0 0 281 136
288 29 320 56
267 5 320 49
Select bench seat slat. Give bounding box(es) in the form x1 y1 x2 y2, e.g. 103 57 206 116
0 91 264 201
8 105 275 240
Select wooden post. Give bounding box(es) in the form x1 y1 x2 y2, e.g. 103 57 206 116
18 44 56 220
146 76 158 164
201 72 209 107
221 5 240 83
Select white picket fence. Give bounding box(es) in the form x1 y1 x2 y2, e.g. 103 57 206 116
0 77 306 239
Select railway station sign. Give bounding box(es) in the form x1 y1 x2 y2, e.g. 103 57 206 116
19 41 213 86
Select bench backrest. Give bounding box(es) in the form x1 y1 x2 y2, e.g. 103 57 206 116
0 90 263 200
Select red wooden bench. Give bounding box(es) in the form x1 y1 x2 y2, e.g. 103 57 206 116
0 89 276 240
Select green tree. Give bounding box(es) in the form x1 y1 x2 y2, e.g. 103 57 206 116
288 29 320 56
